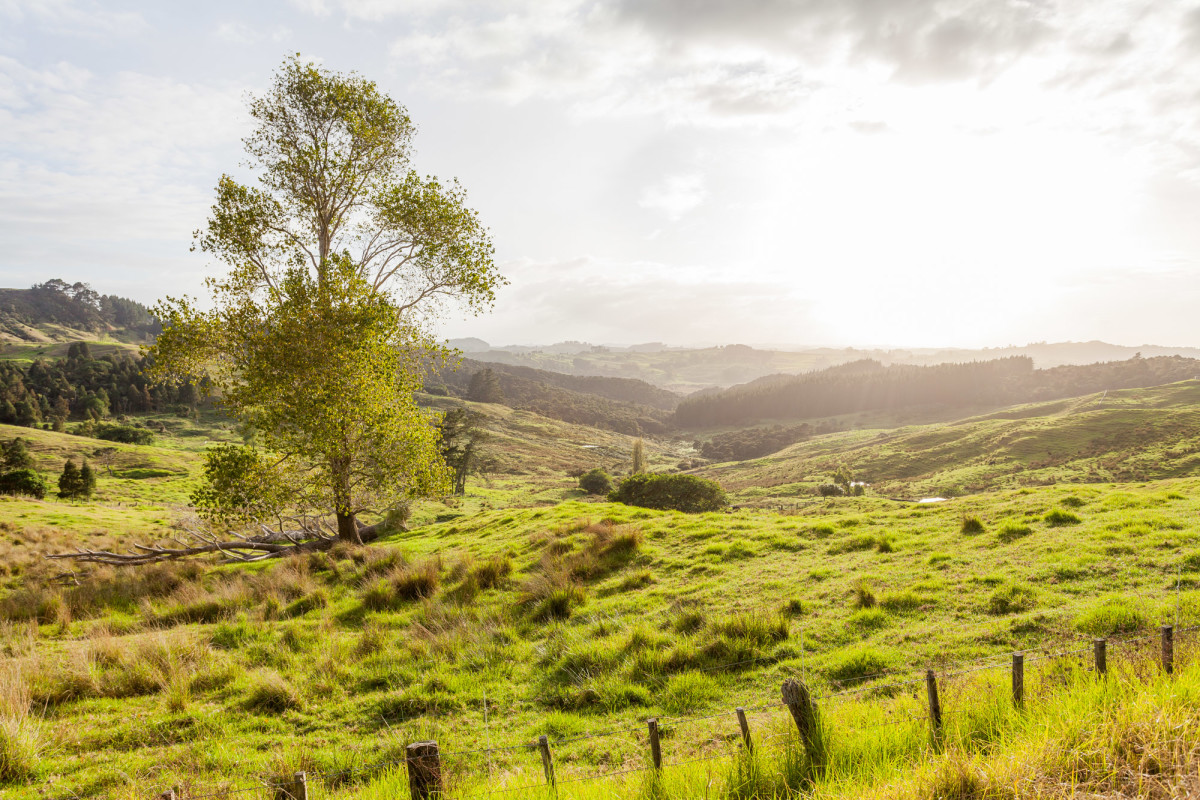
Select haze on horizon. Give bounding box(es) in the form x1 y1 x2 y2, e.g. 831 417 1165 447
2 0 1198 350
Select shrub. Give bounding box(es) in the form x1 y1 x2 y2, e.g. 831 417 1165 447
608 473 727 513
988 583 1037 615
817 484 845 497
578 468 613 495
1045 509 1081 527
92 423 154 445
997 523 1033 543
960 516 985 534
0 470 47 499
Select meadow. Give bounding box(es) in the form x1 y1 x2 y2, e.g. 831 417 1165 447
1 383 1199 798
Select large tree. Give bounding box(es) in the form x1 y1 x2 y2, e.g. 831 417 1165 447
65 58 504 563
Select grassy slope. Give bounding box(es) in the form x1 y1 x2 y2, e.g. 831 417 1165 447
698 381 1200 503
3 478 1199 797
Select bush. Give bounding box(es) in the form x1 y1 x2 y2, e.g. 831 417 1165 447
817 484 845 497
92 423 154 445
1045 509 1081 527
0 469 47 499
608 473 726 513
578 468 613 495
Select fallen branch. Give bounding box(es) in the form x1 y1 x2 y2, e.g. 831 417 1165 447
47 518 384 567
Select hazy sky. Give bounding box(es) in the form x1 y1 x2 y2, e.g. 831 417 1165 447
2 0 1198 348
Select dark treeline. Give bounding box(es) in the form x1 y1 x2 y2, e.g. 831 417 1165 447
0 280 160 340
0 342 206 428
698 423 828 462
674 355 1200 428
427 360 671 435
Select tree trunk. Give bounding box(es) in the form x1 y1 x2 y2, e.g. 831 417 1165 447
336 511 362 544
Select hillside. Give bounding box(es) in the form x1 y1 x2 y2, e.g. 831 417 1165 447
2 477 1198 798
0 280 159 346
676 354 1200 429
696 381 1200 502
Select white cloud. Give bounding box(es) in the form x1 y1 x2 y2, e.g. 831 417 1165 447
0 0 148 38
638 173 707 221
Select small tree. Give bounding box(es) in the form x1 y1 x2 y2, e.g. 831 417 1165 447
0 438 34 472
608 473 726 513
437 406 488 495
80 459 97 498
58 459 84 499
631 438 646 474
0 469 48 499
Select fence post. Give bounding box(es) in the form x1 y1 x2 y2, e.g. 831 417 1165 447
925 669 942 737
537 734 556 787
1162 624 1174 675
735 707 753 752
273 772 307 800
1094 638 1107 677
1011 653 1023 708
647 718 662 771
406 742 443 800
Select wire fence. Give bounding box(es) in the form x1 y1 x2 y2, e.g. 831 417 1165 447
138 606 1200 800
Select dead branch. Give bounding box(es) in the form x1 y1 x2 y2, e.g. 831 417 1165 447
46 517 384 567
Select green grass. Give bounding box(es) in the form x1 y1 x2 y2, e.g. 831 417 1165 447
0 475 1197 797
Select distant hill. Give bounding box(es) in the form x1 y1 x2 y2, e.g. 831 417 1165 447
696 380 1200 499
675 355 1200 429
0 280 160 345
425 358 677 435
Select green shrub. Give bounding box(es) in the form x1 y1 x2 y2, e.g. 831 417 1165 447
1045 509 1081 527
92 423 154 445
0 469 47 499
960 516 985 534
825 647 892 685
997 523 1033 543
988 583 1037 615
608 473 727 513
578 468 613 495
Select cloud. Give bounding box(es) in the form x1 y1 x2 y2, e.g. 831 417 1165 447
638 173 707 220
456 255 819 345
0 0 148 38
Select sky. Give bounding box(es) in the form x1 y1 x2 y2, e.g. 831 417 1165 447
2 0 1199 348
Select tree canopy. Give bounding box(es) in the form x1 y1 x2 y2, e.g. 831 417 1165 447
148 57 506 547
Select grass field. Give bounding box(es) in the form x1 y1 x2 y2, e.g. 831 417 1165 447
2 383 1200 798
1 475 1198 798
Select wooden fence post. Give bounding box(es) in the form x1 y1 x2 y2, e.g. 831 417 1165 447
406 742 443 800
273 772 307 800
1162 624 1174 675
781 678 815 744
735 707 753 752
647 718 662 771
537 734 556 787
925 670 942 737
1094 638 1107 677
1011 653 1023 708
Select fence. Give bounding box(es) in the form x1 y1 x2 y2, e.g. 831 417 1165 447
141 611 1200 800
